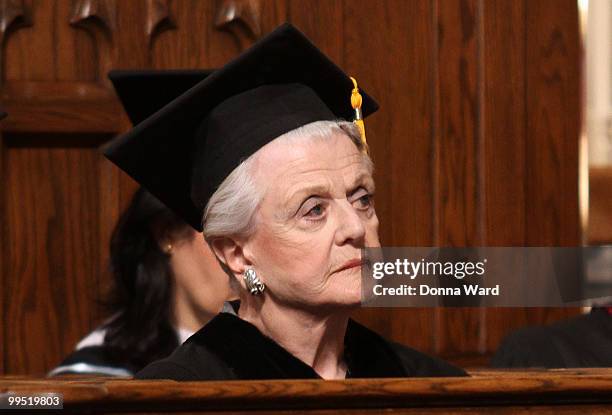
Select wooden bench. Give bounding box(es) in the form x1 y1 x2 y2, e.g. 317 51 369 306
1 369 612 414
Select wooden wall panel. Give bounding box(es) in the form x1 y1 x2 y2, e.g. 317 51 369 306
0 0 583 373
1 0 121 374
287 1 342 63
525 0 580 248
482 0 526 247
436 0 483 247
480 0 533 352
3 135 110 374
150 0 287 69
434 0 485 358
149 0 211 69
4 1 97 82
522 0 582 331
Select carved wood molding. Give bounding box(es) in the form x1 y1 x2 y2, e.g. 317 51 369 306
215 0 262 49
69 0 117 83
70 0 117 43
146 0 175 46
0 0 32 80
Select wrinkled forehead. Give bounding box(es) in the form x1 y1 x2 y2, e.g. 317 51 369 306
253 131 373 199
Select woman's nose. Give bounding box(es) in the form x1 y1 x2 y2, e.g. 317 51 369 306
335 201 366 246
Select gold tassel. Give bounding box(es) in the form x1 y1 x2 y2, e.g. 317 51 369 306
350 76 368 154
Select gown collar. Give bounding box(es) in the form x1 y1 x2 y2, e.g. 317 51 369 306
190 312 406 379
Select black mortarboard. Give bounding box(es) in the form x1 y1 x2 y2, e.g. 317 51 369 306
109 69 214 125
104 23 379 231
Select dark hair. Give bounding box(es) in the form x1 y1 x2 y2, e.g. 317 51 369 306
102 187 193 370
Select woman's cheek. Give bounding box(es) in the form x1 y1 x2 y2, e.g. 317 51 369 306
258 238 311 278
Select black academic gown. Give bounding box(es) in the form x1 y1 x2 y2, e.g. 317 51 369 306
136 313 466 380
491 308 612 368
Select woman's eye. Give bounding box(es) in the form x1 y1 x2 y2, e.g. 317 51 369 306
299 197 326 221
358 194 371 208
305 203 324 217
352 190 373 210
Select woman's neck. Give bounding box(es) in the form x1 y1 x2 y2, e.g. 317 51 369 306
238 297 350 379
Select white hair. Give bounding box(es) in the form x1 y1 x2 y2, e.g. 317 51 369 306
202 120 373 241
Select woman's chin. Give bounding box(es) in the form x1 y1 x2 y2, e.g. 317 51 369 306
325 285 363 309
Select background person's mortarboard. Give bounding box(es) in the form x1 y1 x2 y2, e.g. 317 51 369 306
109 69 214 125
104 22 379 232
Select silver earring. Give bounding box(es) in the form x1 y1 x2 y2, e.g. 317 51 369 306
243 268 265 295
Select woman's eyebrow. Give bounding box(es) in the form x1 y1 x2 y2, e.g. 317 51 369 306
347 172 375 195
277 184 330 220
284 184 330 207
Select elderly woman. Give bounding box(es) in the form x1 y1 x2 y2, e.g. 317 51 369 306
105 23 465 380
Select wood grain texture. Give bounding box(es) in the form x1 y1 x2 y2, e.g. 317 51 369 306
525 0 580 247
70 0 118 40
436 0 483 247
481 0 526 247
146 0 175 43
70 0 119 82
287 1 342 61
520 0 583 342
215 0 262 50
480 0 532 353
0 126 4 374
3 1 98 82
0 0 32 80
435 0 485 356
0 0 31 45
0 0 34 374
2 370 612 413
148 0 210 69
150 0 286 71
1 81 121 133
3 135 109 374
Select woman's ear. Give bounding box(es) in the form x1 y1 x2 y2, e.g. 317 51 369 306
209 237 251 276
157 234 174 255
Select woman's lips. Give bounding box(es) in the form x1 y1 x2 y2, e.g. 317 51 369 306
335 258 366 273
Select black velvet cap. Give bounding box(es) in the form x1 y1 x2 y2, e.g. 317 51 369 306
103 23 379 231
109 69 213 125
